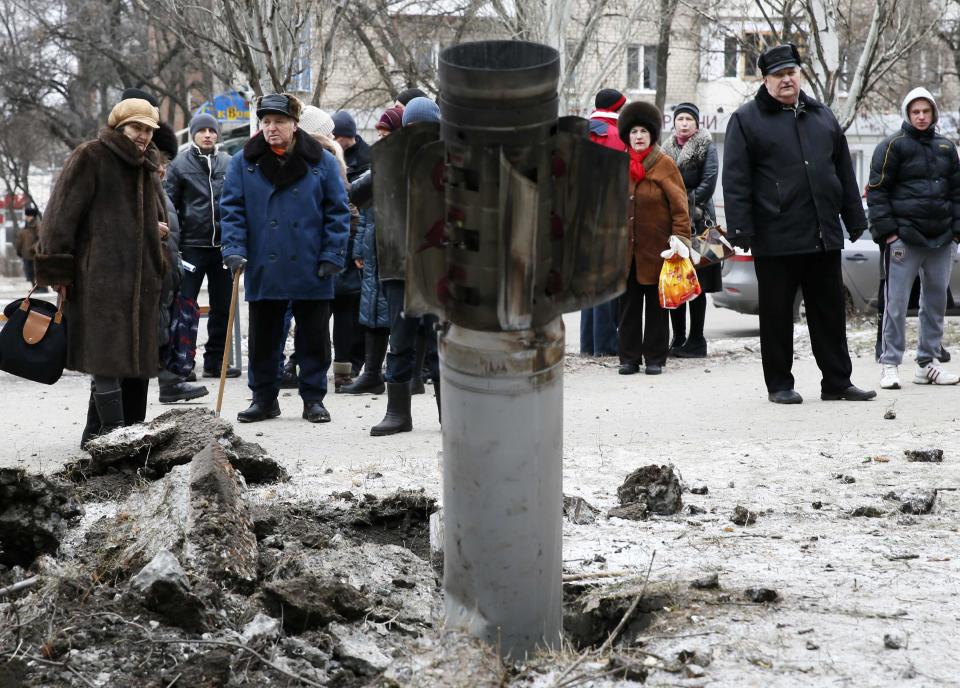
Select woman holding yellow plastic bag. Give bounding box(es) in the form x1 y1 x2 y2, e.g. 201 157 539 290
616 101 691 376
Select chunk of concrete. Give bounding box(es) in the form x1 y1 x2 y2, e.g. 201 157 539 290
91 442 257 592
240 612 282 644
130 550 208 632
329 621 393 674
262 575 369 633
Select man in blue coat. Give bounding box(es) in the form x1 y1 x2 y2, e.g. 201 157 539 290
220 93 350 423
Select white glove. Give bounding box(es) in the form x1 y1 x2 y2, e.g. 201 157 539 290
660 235 690 260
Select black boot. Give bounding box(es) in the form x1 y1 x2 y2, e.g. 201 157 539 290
159 381 209 403
675 336 707 358
238 398 281 423
279 358 299 389
93 390 125 436
342 331 387 395
80 388 99 448
669 307 686 355
410 330 427 395
370 382 413 436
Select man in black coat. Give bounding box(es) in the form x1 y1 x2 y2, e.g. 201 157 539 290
867 87 960 389
722 44 876 404
165 112 237 379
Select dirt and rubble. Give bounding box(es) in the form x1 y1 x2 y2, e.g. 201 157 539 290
3 310 960 686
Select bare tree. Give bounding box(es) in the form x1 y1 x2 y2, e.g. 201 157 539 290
688 0 944 129
654 0 680 112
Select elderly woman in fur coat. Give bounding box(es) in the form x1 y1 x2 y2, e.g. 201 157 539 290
617 101 691 376
663 102 721 358
36 97 168 440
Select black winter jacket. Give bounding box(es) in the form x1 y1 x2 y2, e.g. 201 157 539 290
663 129 718 227
164 145 231 247
866 123 960 247
722 86 866 256
344 135 371 183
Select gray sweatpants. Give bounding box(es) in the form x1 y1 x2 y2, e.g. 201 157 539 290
880 239 956 366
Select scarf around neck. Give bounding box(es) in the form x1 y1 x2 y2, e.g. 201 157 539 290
629 146 654 183
674 131 693 148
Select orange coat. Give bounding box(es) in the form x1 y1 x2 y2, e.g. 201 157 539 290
627 146 691 284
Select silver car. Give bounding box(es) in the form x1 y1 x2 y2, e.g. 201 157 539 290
712 237 960 316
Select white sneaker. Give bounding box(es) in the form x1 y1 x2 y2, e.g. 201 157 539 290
913 360 960 385
880 364 900 389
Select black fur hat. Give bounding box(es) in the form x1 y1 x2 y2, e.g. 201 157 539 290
121 87 159 107
152 121 180 160
618 101 662 147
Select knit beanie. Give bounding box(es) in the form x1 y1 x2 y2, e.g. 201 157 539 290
189 112 221 137
299 106 336 138
376 106 404 132
595 88 626 112
617 101 662 146
673 102 700 126
396 87 428 106
332 111 357 138
401 97 440 126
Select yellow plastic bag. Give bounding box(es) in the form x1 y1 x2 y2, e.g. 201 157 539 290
658 255 702 309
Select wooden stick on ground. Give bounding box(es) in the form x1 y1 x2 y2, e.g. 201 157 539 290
216 269 242 417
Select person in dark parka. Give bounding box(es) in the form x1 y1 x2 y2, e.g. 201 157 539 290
722 43 875 404
333 111 392 396
580 87 626 358
165 112 236 379
220 93 350 424
663 102 720 358
868 87 960 389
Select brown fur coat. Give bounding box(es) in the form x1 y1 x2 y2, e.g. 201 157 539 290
35 127 167 378
628 146 691 284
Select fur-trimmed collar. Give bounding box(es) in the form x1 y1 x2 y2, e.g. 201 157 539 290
642 145 662 172
98 127 160 171
243 129 326 188
662 129 712 170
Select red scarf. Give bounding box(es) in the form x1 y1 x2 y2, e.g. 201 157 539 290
629 146 653 182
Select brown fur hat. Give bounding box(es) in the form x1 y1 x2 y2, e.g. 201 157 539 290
618 101 662 146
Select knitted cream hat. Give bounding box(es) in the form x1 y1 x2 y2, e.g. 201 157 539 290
299 106 336 138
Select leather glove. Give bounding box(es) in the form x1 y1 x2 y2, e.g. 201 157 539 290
317 261 341 278
223 255 247 274
848 228 864 243
730 234 751 252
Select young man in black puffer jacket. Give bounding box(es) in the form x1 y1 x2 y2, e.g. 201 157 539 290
165 113 238 380
867 87 960 389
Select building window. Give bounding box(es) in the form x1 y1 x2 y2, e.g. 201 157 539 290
723 36 738 77
413 41 439 74
741 32 768 78
627 44 658 91
290 22 313 93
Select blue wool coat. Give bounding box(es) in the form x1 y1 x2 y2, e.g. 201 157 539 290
220 130 350 301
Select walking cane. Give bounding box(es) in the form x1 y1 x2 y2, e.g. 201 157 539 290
216 269 242 417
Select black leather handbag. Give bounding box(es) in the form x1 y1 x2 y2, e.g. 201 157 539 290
0 287 68 385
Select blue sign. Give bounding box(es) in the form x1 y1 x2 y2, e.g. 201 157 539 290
195 91 250 123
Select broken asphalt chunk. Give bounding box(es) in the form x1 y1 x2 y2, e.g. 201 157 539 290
904 449 943 463
744 587 779 603
730 505 758 526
